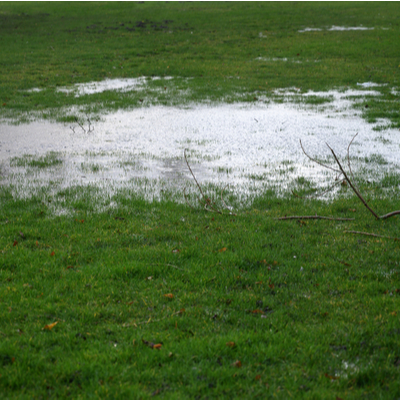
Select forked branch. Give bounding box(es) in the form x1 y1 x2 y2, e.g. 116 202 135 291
327 143 380 220
299 136 400 220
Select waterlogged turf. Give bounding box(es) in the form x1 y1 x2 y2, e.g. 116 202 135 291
1 2 400 399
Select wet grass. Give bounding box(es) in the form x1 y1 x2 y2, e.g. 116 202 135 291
1 2 400 398
9 152 63 169
1 185 400 399
0 2 399 126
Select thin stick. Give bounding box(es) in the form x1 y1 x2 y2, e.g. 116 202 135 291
327 144 380 220
379 210 400 220
184 149 206 200
151 262 186 271
346 136 400 220
344 230 400 241
74 117 86 133
278 215 354 221
347 133 359 188
300 139 341 174
86 113 94 132
184 149 221 214
165 263 184 270
123 309 186 327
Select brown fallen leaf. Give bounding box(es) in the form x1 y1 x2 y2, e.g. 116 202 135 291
142 339 162 349
50 251 55 257
218 247 227 253
251 309 264 314
163 293 174 299
255 374 261 381
43 321 58 331
232 360 242 368
13 240 18 247
226 341 236 348
324 373 339 380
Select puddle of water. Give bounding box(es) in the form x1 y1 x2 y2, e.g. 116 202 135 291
299 26 375 33
1 87 399 201
56 76 174 97
255 57 313 64
357 82 387 88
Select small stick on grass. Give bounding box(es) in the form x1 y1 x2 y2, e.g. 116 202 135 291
344 230 400 241
327 144 380 220
379 210 400 220
299 138 400 220
151 263 186 271
278 215 354 221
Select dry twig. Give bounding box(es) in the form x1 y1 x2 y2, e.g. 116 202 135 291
278 215 354 221
183 149 223 214
298 138 400 220
344 230 400 241
347 133 359 189
300 139 340 174
70 114 94 134
327 143 380 219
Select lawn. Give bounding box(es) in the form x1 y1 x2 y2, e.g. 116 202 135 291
1 2 400 399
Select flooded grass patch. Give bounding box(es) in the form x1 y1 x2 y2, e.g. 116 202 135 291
10 152 63 169
1 3 400 398
1 94 400 201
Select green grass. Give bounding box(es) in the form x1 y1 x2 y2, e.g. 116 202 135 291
10 152 63 169
1 2 400 399
1 186 400 399
0 1 399 126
